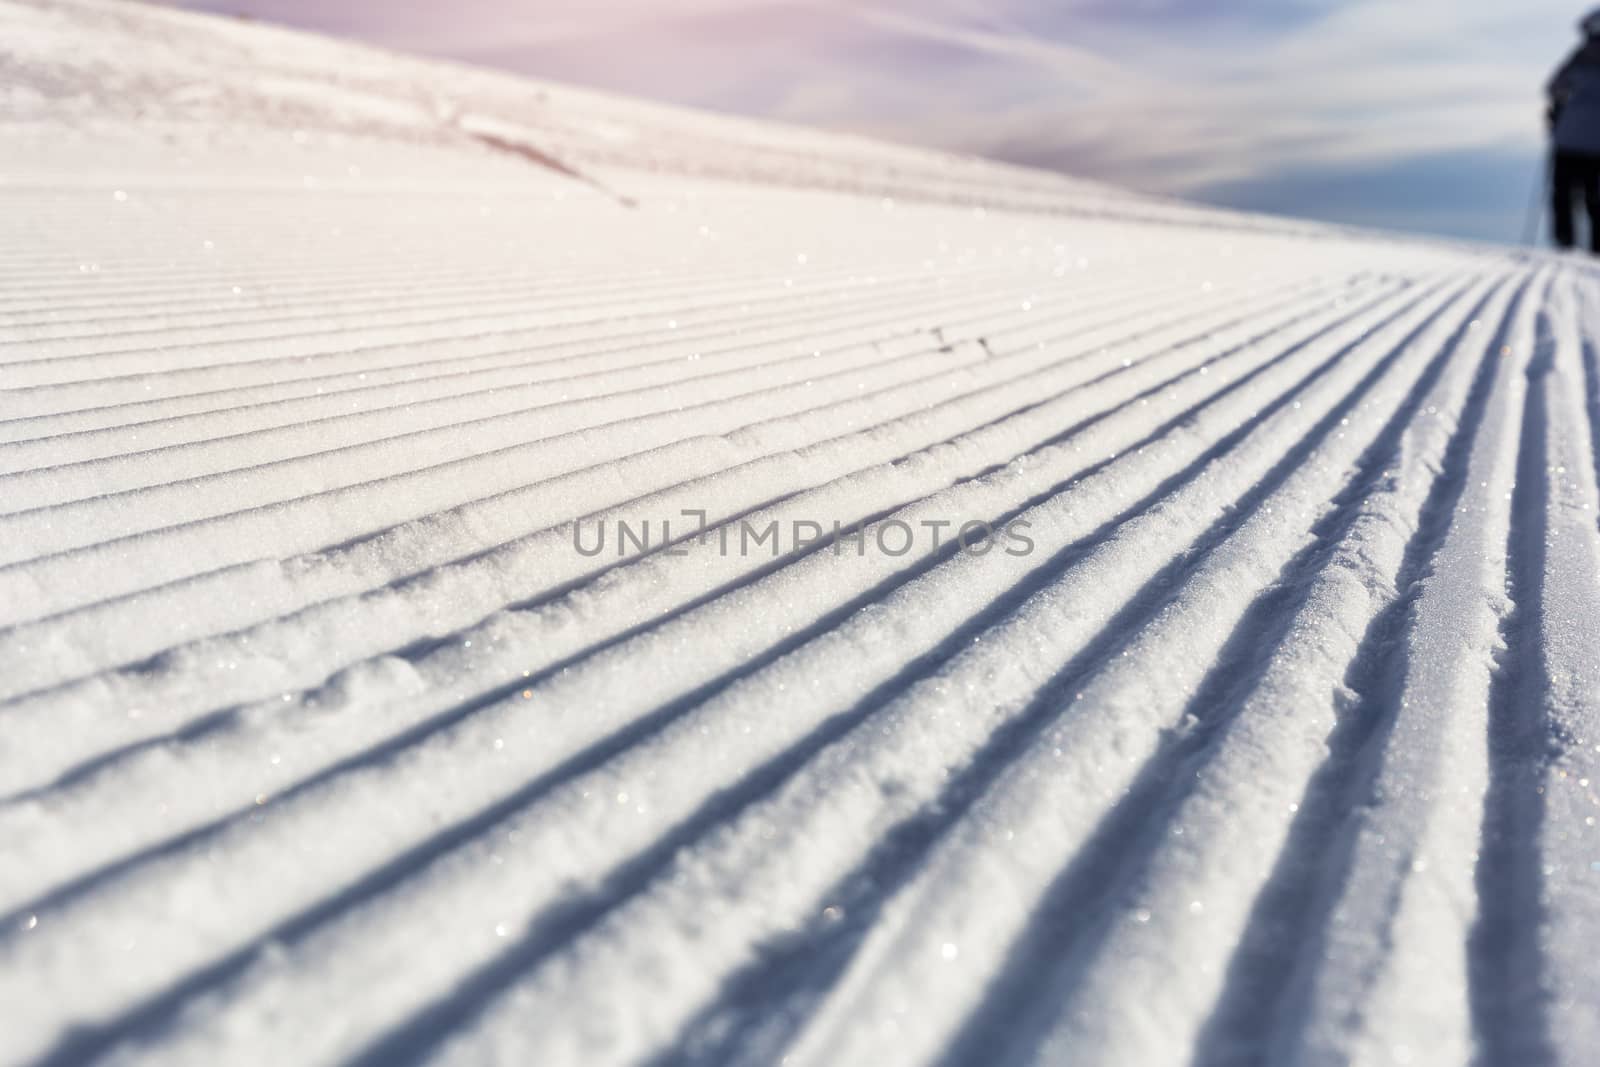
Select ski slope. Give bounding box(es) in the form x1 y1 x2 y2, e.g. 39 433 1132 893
2 1 1599 1064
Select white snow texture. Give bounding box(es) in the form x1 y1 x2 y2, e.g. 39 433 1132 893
1 1 1597 1065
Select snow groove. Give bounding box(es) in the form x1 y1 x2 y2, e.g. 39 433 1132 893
0 272 1375 767
0 271 1420 927
1192 277 1527 1067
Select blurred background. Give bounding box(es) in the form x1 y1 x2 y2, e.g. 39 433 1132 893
168 0 1589 244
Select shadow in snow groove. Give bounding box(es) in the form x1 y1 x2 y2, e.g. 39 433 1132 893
320 278 1445 1067
0 274 1360 805
637 280 1482 1067
341 278 1467 1067
0 265 1311 712
18 278 1438 1067
1580 327 1600 523
1468 297 1560 1066
1189 276 1532 1066
928 278 1513 1067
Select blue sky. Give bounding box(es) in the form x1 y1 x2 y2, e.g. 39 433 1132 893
171 0 1596 244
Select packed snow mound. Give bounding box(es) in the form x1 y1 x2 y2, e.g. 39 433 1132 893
2 1 1598 1066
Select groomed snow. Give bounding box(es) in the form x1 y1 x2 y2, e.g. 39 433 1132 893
1 1 1598 1065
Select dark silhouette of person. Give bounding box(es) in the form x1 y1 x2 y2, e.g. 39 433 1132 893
1548 10 1600 250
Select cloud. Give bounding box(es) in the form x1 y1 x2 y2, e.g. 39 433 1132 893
844 6 1149 94
167 0 1590 240
796 0 1574 193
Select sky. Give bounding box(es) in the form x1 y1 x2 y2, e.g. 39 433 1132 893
168 0 1598 244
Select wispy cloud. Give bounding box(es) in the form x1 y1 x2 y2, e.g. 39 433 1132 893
171 0 1589 239
843 6 1148 94
778 0 1575 191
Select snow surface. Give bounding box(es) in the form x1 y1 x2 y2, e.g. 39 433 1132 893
2 1 1599 1065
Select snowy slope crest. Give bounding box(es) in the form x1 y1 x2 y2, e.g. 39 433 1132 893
5 0 1312 226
